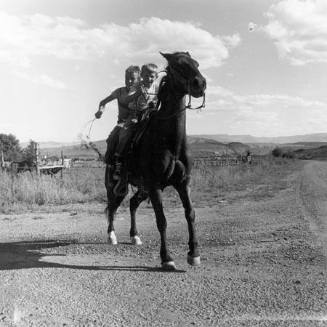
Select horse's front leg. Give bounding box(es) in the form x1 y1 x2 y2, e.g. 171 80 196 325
105 165 125 245
149 187 176 270
174 180 200 266
129 189 148 245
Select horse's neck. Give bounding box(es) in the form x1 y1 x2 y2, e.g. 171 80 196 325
154 81 187 157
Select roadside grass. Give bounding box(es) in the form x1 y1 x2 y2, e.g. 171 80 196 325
166 156 299 206
0 156 297 213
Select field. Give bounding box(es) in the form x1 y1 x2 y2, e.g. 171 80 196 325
1 156 283 212
0 157 326 326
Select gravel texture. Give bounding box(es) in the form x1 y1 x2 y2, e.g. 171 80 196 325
0 160 326 326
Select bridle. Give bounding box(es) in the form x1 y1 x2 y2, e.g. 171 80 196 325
185 81 206 110
154 65 206 121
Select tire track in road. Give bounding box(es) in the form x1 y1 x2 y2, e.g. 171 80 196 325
297 160 327 258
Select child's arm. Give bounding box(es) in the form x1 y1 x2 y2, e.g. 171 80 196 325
95 89 119 119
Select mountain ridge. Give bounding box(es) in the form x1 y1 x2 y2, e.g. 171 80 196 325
29 132 327 149
191 133 327 144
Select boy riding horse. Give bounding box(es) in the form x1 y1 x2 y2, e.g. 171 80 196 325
94 65 141 169
95 63 159 190
113 64 159 179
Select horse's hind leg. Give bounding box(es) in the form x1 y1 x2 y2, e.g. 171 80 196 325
129 189 148 245
149 187 176 270
174 181 200 266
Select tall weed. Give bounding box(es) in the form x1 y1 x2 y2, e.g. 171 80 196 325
0 156 293 212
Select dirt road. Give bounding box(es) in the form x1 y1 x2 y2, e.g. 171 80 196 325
0 160 326 326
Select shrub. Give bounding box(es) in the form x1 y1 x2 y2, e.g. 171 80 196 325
272 147 283 157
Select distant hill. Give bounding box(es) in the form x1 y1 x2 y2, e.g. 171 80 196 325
191 133 327 144
189 138 250 156
228 142 251 155
33 132 327 150
292 145 327 160
36 133 327 159
279 142 327 149
39 140 107 159
39 137 251 159
21 141 79 149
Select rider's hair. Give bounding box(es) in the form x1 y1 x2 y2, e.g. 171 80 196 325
141 63 158 76
125 65 140 77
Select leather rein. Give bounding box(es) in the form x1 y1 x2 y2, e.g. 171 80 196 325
152 67 206 121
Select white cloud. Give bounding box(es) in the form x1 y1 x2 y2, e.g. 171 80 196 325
222 33 241 48
15 71 67 90
207 85 326 111
263 0 327 65
194 84 327 136
0 12 240 70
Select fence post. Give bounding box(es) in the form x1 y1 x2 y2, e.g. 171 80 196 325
61 150 64 179
1 151 4 170
33 141 40 175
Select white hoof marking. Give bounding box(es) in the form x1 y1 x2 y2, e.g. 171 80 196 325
131 236 142 245
161 261 177 271
107 231 118 245
187 255 201 266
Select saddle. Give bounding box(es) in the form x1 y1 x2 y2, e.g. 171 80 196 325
112 117 151 196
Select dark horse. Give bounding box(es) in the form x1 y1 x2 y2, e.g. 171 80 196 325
105 52 206 270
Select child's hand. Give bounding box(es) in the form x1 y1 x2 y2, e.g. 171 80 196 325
95 110 103 119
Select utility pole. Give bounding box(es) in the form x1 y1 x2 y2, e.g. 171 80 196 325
33 141 40 175
1 150 4 169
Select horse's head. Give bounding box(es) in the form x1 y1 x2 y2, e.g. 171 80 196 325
160 51 206 98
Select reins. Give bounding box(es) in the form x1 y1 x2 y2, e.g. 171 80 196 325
185 82 206 110
87 118 96 139
79 118 105 162
154 69 206 121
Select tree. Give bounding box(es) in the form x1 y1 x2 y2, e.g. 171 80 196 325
272 147 282 157
0 133 22 161
21 140 38 165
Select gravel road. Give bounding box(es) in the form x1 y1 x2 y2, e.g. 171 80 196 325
0 160 326 326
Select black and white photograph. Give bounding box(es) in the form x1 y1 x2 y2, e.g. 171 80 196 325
0 0 326 326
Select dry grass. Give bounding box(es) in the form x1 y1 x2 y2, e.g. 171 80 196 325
0 156 295 212
162 156 297 205
0 168 106 212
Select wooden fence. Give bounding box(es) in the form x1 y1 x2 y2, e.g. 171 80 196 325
1 143 68 176
193 154 255 167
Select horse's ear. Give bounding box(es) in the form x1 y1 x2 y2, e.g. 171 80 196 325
160 52 173 62
186 51 190 56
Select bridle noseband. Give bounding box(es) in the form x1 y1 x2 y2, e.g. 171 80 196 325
154 65 206 121
168 64 206 110
185 81 206 110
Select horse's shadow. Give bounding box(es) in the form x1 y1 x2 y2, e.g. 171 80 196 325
0 240 185 273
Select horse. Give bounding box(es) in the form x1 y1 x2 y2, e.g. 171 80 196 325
105 51 206 270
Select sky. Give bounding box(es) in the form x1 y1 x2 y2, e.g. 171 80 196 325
0 0 327 143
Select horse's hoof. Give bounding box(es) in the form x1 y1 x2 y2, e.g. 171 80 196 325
107 232 118 245
187 255 201 266
131 236 142 245
161 261 177 271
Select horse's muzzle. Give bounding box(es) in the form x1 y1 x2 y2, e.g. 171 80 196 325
191 76 206 98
